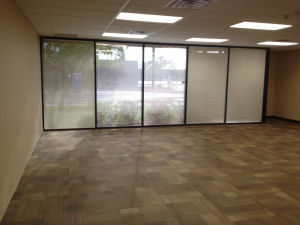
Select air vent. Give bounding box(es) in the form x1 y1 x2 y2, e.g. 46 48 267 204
129 30 148 35
166 0 217 9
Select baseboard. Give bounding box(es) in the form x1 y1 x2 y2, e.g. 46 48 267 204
267 116 300 124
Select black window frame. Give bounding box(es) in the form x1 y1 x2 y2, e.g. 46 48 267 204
40 36 270 131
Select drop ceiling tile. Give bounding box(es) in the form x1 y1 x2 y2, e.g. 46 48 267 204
202 2 292 18
122 5 193 17
51 22 107 30
14 0 42 6
25 13 48 21
13 0 300 49
48 14 110 24
123 0 195 17
127 0 171 7
110 20 167 29
227 0 300 9
42 0 126 12
33 25 53 33
15 4 44 14
45 7 116 19
51 27 105 34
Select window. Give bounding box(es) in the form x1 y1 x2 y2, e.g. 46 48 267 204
96 43 143 127
41 38 268 129
144 45 187 125
43 40 95 129
187 47 228 124
226 48 266 123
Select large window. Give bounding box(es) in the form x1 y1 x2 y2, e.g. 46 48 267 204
226 48 266 123
144 45 187 125
43 40 95 129
96 43 143 127
187 47 228 124
42 38 268 130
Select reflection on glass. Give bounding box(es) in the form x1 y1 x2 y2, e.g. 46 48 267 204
144 46 186 125
43 40 95 129
96 43 143 127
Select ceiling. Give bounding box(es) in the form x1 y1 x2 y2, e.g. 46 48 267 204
14 0 300 49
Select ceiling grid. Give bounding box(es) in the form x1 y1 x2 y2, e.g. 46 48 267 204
14 0 300 48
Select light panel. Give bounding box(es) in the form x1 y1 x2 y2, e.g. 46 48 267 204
103 32 147 39
117 12 182 23
257 41 298 46
186 38 228 43
231 22 292 30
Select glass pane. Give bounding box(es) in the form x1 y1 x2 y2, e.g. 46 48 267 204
43 39 95 129
226 48 266 123
187 47 228 124
96 43 142 127
144 45 186 125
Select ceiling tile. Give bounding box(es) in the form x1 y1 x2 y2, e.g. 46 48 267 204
13 0 300 48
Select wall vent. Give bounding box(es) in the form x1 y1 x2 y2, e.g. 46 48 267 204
166 0 217 9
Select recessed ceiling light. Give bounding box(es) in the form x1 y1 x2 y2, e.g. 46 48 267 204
257 41 298 46
102 32 147 39
230 22 292 30
186 38 229 43
117 12 182 23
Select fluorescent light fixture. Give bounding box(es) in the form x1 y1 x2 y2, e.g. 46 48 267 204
207 50 220 54
257 41 298 46
102 32 147 39
231 22 292 30
196 50 204 53
117 12 182 23
186 38 229 43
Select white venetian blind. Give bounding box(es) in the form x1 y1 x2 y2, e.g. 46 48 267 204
186 47 228 124
226 48 266 123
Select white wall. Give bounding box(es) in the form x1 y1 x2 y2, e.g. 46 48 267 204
0 0 42 220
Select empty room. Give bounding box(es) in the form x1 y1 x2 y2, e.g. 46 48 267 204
1 0 300 224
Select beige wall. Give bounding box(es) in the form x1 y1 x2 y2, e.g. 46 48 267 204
266 51 277 116
0 0 42 221
267 50 300 121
